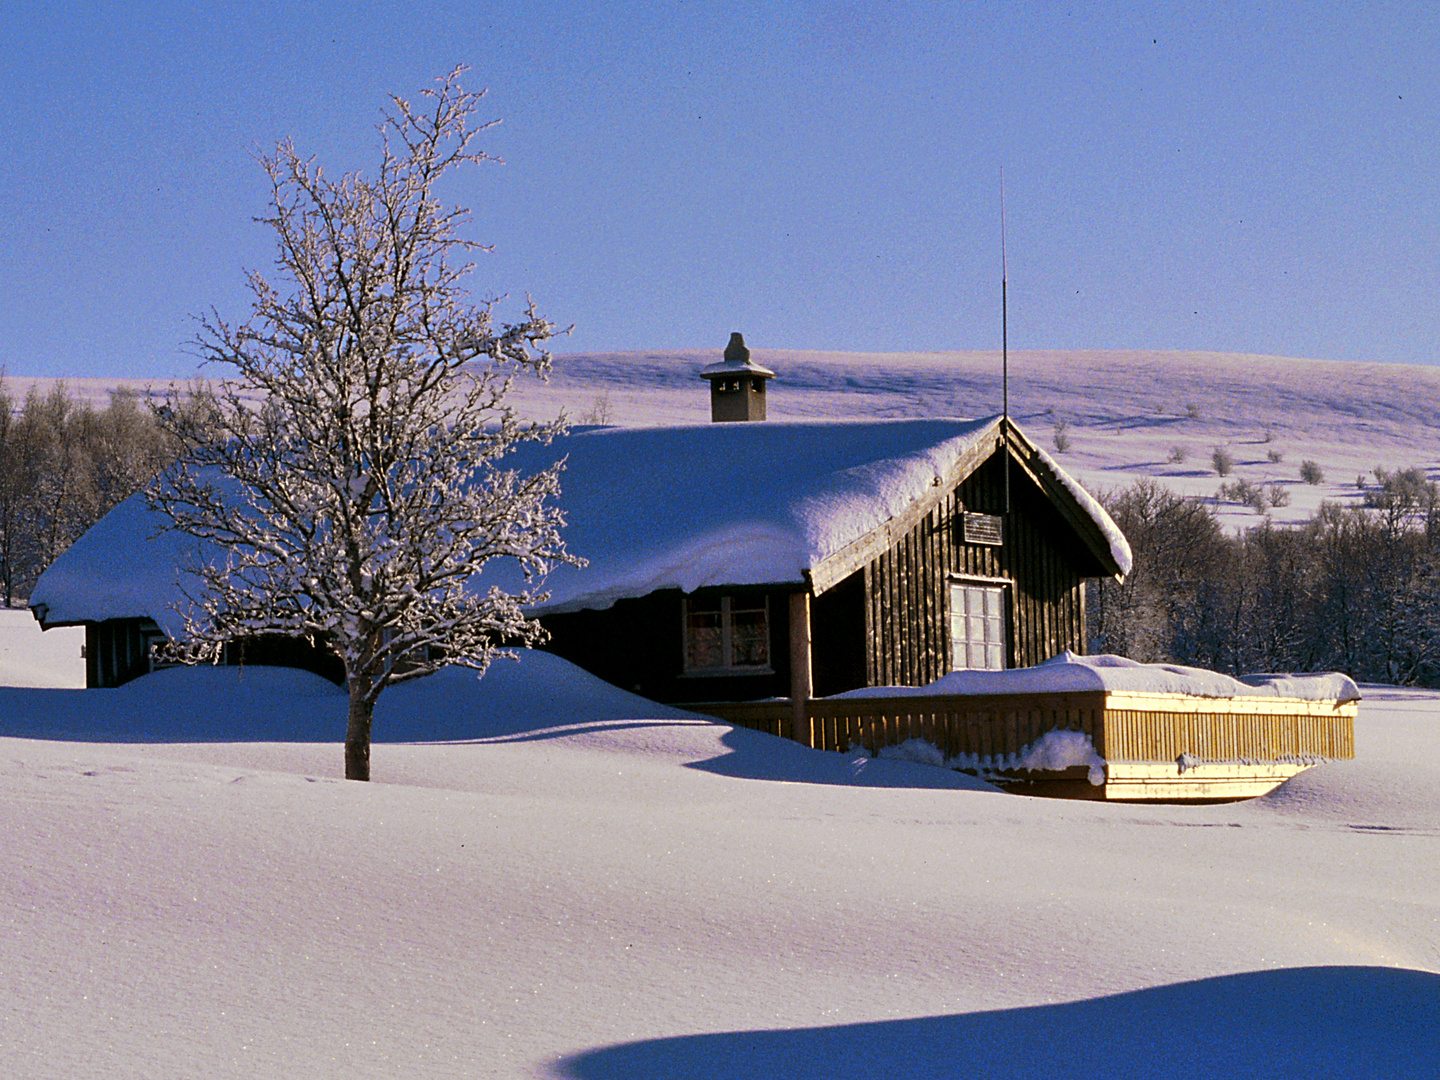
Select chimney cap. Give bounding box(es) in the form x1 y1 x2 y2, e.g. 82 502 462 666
699 331 777 380
724 332 749 365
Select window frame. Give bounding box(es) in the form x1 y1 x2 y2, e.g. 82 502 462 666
681 593 774 676
946 575 1011 672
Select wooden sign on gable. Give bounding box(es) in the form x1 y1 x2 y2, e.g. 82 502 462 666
963 511 1004 546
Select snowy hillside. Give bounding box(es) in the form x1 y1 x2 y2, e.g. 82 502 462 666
0 657 1436 1078
11 348 1439 534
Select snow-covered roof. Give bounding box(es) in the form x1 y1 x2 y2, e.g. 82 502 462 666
698 332 777 379
492 416 1128 612
837 651 1362 703
30 492 208 637
698 355 778 379
30 416 1129 631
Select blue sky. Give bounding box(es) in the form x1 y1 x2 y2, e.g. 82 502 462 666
2 1 1437 378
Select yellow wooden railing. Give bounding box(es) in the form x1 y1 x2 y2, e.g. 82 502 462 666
687 690 1356 764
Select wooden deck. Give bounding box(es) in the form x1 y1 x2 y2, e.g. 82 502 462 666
686 689 1357 802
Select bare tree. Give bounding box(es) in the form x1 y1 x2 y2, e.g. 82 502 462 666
85 388 176 509
1088 480 1225 663
4 384 107 603
1092 472 1440 686
149 69 580 780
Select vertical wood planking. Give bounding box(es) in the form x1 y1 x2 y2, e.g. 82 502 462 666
859 450 1103 688
1100 707 1356 762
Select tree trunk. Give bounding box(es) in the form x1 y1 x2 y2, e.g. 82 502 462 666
345 672 374 781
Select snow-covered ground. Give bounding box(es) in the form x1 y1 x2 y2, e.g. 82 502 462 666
0 655 1436 1079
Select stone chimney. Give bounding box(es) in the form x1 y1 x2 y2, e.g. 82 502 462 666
699 332 777 422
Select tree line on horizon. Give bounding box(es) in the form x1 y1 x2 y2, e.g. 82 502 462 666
1089 472 1440 686
0 380 180 608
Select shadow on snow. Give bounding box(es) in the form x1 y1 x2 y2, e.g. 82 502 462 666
0 658 992 791
550 966 1440 1080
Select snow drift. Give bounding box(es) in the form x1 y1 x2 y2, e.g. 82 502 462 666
0 657 1435 1078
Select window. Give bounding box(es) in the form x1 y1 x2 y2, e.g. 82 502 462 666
949 582 1007 670
684 595 771 673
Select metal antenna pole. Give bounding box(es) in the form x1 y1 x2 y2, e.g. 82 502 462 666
1001 168 1010 517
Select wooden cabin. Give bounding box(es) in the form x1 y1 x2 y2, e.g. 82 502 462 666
27 349 1128 702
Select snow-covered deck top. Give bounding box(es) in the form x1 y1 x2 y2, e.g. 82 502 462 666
836 651 1362 703
31 416 1131 632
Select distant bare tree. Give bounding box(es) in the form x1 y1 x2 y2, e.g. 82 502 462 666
1093 472 1440 686
1051 418 1071 453
1088 480 1225 663
0 379 17 606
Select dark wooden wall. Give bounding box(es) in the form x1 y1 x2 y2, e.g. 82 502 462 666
86 619 166 688
540 582 868 704
863 454 1089 687
539 587 795 704
221 634 346 686
85 619 346 688
811 569 866 697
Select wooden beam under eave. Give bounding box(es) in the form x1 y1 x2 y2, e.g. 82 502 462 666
789 590 814 746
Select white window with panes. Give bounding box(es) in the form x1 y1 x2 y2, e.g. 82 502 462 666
683 595 771 674
949 582 1007 671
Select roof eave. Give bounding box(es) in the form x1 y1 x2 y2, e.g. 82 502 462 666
532 575 811 616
